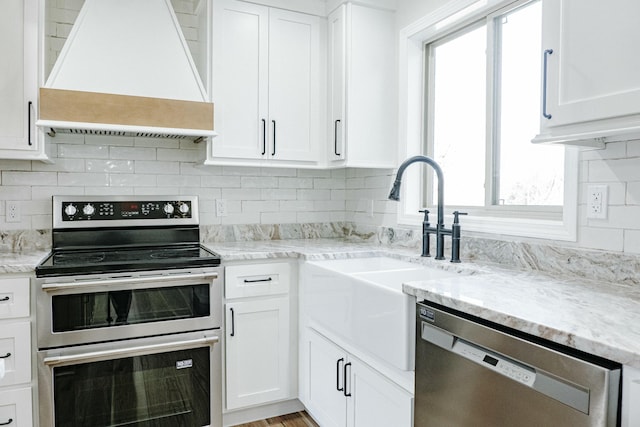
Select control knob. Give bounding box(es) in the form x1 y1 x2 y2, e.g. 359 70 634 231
64 204 77 217
163 203 175 215
83 204 95 216
178 202 190 215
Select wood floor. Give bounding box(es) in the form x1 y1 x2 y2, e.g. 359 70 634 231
232 411 319 427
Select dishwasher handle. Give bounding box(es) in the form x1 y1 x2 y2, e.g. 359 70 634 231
420 321 590 414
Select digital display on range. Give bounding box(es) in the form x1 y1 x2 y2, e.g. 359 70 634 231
121 202 141 217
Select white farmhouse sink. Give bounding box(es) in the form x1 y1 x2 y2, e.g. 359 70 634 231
300 257 460 371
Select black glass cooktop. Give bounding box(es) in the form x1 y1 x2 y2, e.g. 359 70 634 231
36 244 221 277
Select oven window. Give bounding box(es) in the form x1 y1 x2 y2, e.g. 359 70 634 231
53 347 210 426
52 284 210 332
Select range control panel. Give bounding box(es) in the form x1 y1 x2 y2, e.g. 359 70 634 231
53 196 198 227
61 200 192 221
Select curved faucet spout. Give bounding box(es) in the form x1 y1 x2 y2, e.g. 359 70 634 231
389 155 447 260
388 155 444 225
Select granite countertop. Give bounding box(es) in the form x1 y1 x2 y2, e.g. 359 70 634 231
3 239 639 369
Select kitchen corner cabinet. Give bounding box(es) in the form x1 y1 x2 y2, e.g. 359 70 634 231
0 0 48 161
207 0 324 167
327 3 396 168
0 276 33 427
224 262 294 410
534 0 640 147
302 328 412 427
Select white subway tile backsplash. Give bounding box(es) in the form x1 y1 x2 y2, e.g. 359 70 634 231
627 182 640 205
589 158 640 182
624 229 640 254
241 176 278 188
262 189 297 200
262 212 297 224
58 172 107 187
280 200 314 212
58 144 109 159
201 175 241 188
134 161 179 175
110 147 156 161
156 174 201 188
242 200 279 213
0 186 32 200
313 178 346 190
278 177 313 189
579 226 624 251
2 172 57 187
297 189 331 201
110 174 156 187
33 158 85 173
86 160 134 174
221 188 262 201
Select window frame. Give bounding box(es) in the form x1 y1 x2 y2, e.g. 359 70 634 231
396 0 578 241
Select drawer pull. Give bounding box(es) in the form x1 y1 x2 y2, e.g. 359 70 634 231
0 418 13 426
0 296 9 302
0 353 10 359
243 277 272 283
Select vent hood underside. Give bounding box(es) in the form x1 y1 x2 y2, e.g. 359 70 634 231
37 0 215 141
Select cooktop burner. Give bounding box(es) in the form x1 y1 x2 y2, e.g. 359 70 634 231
36 244 221 277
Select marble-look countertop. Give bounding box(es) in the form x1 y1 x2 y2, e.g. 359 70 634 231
3 239 639 369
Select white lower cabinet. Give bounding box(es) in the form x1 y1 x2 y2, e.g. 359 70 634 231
0 276 32 426
303 328 412 427
0 387 32 427
622 364 640 427
225 296 291 409
224 262 295 412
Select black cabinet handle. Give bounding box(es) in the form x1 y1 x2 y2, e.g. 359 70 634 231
0 352 11 359
0 418 13 426
336 358 344 391
271 120 276 156
243 277 272 283
229 308 235 337
27 101 33 146
542 49 553 120
0 296 9 302
343 362 352 397
261 119 266 155
334 119 341 156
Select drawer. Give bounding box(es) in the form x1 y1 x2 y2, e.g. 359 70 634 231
0 322 31 387
0 387 33 427
225 262 290 299
0 277 30 320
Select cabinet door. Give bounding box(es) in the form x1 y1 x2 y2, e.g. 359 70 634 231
268 9 321 162
0 322 31 387
328 5 346 162
542 0 640 127
348 357 413 427
225 297 290 410
0 387 32 427
211 0 268 160
0 0 39 155
304 328 348 427
622 365 640 427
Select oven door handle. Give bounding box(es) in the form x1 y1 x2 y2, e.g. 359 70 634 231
43 335 220 366
41 272 219 292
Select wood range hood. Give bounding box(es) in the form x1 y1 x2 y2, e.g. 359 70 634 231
37 0 215 142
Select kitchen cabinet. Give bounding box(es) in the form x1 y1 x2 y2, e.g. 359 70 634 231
533 0 640 147
224 262 294 410
622 364 640 427
0 276 33 427
0 0 48 161
207 0 324 167
327 3 396 168
301 328 412 427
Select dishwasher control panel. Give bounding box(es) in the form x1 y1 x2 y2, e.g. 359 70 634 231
454 339 536 387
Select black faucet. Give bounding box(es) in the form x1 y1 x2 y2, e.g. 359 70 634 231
388 155 466 262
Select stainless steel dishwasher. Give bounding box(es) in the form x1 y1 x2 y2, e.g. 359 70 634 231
415 301 621 427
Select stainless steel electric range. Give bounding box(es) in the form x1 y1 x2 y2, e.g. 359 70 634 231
35 195 223 427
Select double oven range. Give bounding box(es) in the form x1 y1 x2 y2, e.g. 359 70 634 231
35 196 223 427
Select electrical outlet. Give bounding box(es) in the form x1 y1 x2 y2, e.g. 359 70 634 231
6 201 20 223
215 199 227 217
587 184 608 219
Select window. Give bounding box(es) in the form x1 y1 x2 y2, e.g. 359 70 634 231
398 0 577 240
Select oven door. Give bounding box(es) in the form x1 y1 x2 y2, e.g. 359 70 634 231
36 269 222 348
37 330 222 427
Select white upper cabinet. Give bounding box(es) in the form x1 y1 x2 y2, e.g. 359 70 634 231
328 3 396 168
534 0 640 147
207 0 324 167
0 0 48 161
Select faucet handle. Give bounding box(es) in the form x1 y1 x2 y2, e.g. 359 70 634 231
452 211 468 224
419 209 430 222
